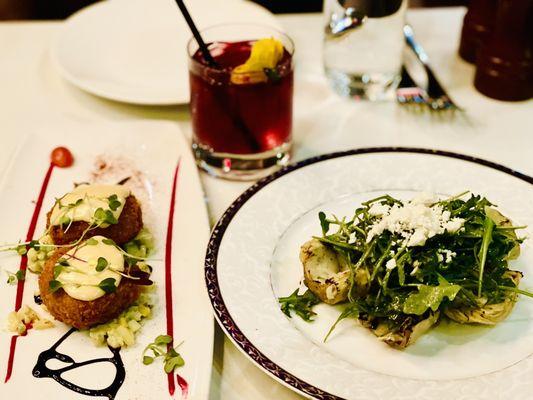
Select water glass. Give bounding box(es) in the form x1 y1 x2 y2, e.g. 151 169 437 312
323 0 407 100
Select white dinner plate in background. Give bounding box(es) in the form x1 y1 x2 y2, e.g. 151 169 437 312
52 0 282 105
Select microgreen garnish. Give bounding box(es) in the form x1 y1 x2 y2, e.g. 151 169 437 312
58 258 70 266
137 262 152 274
279 289 320 321
58 215 71 226
95 257 108 272
142 335 185 373
102 238 116 246
53 265 63 279
16 245 27 255
54 259 69 278
49 279 63 293
94 208 118 225
6 269 25 285
85 238 98 246
108 195 122 211
164 348 185 373
98 277 117 294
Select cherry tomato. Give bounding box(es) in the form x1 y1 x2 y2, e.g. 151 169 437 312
50 147 74 168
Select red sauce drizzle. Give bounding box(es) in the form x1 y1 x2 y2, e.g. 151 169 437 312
176 374 189 398
5 162 55 383
165 160 188 397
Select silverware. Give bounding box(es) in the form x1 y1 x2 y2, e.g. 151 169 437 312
396 66 428 111
403 24 463 112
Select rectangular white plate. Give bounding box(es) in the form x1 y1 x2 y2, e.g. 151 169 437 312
0 119 213 400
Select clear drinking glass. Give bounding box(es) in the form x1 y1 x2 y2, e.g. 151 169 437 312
323 0 407 100
188 24 294 181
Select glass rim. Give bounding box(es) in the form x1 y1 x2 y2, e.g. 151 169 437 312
187 22 295 75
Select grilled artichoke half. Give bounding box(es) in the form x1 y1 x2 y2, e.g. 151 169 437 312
360 312 440 349
445 208 521 325
444 270 522 325
300 239 369 304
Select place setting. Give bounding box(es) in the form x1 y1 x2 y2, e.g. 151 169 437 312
0 0 532 399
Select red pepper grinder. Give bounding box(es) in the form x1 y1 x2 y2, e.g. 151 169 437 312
474 0 533 101
459 0 499 64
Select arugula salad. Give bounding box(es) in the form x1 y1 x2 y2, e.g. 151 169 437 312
279 192 530 349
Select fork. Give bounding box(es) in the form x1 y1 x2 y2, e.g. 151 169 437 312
396 66 428 111
403 24 463 112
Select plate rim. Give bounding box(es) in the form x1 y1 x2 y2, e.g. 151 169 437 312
205 147 533 400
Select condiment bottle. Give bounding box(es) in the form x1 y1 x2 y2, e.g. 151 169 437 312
474 0 533 101
458 0 499 64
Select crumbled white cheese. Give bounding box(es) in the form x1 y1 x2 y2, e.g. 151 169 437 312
368 203 391 216
438 249 457 264
443 219 463 233
386 258 397 270
365 194 464 247
410 260 421 276
411 192 439 206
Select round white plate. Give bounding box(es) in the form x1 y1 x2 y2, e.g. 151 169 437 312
206 148 533 400
52 0 281 105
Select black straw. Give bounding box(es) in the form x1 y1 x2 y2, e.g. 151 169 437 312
174 0 219 68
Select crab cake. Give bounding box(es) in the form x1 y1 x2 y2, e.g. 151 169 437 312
47 183 142 246
39 236 141 330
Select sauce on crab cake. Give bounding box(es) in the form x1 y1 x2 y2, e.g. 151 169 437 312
46 183 142 246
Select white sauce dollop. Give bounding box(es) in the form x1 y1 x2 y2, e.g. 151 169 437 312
56 235 124 301
50 184 130 228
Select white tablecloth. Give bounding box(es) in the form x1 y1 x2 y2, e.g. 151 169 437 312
0 7 531 400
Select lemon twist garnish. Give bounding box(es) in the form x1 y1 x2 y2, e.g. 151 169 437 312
231 38 284 85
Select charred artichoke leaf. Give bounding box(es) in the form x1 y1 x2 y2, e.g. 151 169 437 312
403 276 461 315
445 271 521 325
365 312 440 349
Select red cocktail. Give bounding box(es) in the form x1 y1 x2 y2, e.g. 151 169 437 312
188 25 294 180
